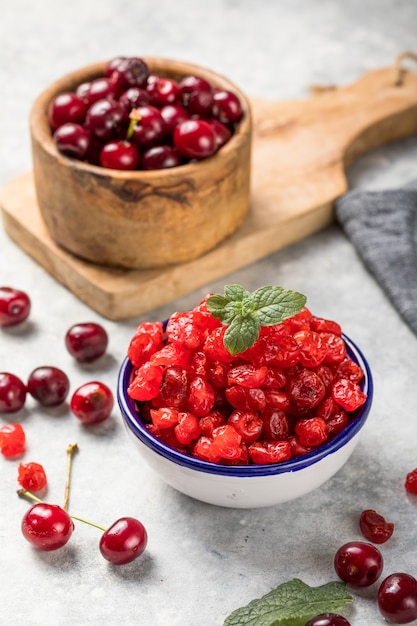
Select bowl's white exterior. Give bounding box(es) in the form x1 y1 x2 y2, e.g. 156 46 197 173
124 426 362 508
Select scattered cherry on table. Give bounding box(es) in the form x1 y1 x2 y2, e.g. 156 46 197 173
378 573 417 624
65 321 108 363
334 541 383 587
21 502 74 551
0 372 27 413
0 287 31 326
27 366 70 407
70 381 114 424
306 614 351 626
99 517 148 565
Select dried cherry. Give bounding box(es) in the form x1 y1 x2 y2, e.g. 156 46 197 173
405 468 417 494
359 509 394 544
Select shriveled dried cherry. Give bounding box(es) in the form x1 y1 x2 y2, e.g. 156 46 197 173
359 509 394 544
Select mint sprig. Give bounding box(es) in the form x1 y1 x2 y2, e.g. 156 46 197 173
223 579 352 626
207 285 307 355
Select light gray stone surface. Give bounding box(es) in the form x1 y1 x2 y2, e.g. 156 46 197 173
1 2 417 625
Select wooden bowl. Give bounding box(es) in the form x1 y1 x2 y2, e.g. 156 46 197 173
30 58 252 269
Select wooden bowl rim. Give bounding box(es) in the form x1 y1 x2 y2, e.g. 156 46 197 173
30 57 252 180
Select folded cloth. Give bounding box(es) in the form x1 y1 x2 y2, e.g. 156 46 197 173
335 180 417 336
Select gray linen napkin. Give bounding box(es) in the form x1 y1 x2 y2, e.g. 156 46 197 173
335 180 417 335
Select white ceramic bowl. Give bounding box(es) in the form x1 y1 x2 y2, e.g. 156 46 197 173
118 334 373 508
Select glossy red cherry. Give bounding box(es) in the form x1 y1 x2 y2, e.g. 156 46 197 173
99 517 148 565
110 57 150 90
173 119 216 159
84 77 117 105
207 118 232 149
129 105 166 148
99 140 139 170
27 366 70 406
85 98 128 142
119 87 151 111
47 92 87 131
21 503 74 551
141 145 182 170
306 615 350 626
378 573 417 624
179 75 212 92
53 123 92 160
0 287 31 326
65 322 108 363
146 77 179 107
334 541 383 587
159 104 189 134
213 89 243 125
105 56 126 77
70 381 114 424
0 372 26 413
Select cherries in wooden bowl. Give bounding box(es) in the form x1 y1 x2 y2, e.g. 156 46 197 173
30 56 252 269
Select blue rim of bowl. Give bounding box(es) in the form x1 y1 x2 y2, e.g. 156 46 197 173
117 334 373 477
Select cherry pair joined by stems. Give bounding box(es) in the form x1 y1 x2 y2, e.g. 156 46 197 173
18 444 147 565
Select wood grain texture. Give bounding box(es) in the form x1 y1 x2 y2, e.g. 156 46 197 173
2 62 417 319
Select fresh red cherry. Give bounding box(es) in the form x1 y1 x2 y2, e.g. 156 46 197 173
75 81 91 100
187 87 214 116
141 145 182 170
65 322 108 363
70 381 114 424
53 123 92 160
105 56 126 77
306 615 350 626
0 372 26 413
159 104 189 134
207 118 232 149
129 105 166 148
84 77 117 105
119 87 151 111
378 573 417 624
99 517 148 565
213 89 243 125
21 503 74 551
85 98 128 142
27 366 70 406
146 77 180 107
99 140 139 170
47 92 87 131
0 287 31 326
334 541 383 587
110 57 150 90
173 119 216 159
179 75 212 99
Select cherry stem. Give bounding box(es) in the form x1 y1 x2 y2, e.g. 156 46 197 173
17 489 107 533
63 443 78 511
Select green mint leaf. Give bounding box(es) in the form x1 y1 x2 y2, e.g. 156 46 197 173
223 579 352 626
206 295 239 325
224 284 251 302
206 284 307 355
251 286 307 327
224 315 261 355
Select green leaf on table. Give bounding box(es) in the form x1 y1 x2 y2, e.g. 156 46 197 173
206 284 307 355
223 579 352 626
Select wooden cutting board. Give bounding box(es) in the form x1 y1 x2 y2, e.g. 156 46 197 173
2 58 417 320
